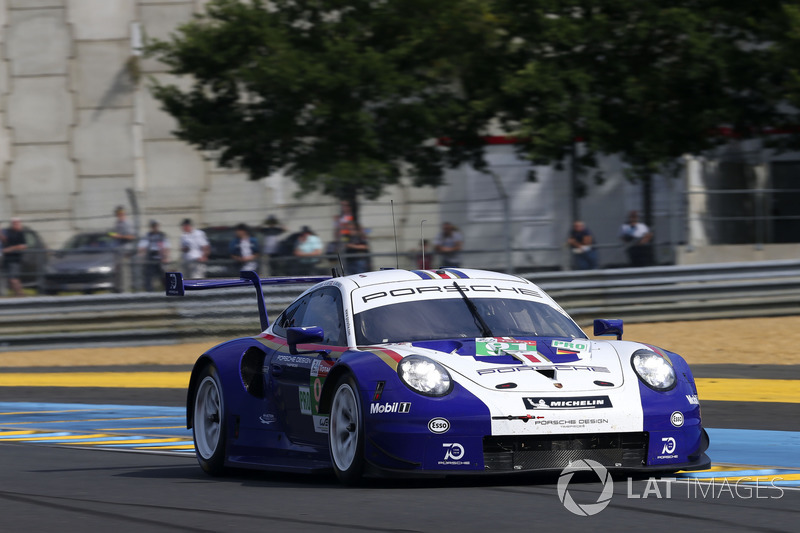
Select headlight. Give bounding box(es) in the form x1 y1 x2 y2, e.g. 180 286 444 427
87 265 113 274
631 349 676 391
398 355 453 397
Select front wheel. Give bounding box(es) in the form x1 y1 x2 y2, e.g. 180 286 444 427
328 375 365 485
192 365 227 475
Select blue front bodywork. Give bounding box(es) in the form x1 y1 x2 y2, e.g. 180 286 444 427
186 335 709 476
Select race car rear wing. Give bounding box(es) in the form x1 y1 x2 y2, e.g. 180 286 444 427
165 270 330 331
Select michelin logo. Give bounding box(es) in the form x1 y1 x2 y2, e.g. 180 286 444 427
370 402 411 414
523 396 612 410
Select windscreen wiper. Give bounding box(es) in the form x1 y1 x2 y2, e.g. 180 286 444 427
452 282 494 337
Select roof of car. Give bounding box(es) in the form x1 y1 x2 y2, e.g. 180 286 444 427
341 268 533 288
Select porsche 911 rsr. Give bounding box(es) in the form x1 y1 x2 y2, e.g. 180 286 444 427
167 268 709 484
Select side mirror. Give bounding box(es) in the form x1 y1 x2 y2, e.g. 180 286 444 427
286 326 329 356
593 319 623 340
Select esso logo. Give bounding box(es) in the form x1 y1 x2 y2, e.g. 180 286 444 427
428 418 450 434
670 411 684 427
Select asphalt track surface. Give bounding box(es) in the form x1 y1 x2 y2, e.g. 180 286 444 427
0 363 798 532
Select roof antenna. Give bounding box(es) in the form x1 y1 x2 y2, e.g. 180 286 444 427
336 252 346 277
391 199 399 269
420 219 427 269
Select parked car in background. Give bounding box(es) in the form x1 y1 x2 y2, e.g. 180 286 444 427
202 226 239 277
43 232 121 294
202 225 324 278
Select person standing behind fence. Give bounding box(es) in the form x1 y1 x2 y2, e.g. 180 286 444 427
3 218 27 297
109 205 136 291
293 226 323 275
619 210 653 267
434 222 463 268
138 220 170 291
262 215 286 275
109 206 135 247
343 221 370 274
180 219 210 278
567 220 598 270
231 223 259 272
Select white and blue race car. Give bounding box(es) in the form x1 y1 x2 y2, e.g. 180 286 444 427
168 267 709 484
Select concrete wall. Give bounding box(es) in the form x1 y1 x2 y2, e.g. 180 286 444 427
0 1 664 272
0 0 344 252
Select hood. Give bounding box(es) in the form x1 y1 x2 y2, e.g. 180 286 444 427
49 251 117 272
384 337 626 393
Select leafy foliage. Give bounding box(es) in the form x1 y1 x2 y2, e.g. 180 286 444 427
491 0 788 182
148 0 499 212
149 0 797 222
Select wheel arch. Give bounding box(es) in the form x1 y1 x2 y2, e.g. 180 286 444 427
317 363 355 415
186 355 215 429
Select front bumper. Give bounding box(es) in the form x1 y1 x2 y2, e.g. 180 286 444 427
365 428 710 478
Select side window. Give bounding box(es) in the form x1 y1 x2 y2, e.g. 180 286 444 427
272 287 346 346
272 295 309 338
299 287 347 346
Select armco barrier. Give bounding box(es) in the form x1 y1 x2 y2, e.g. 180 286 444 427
1 259 799 351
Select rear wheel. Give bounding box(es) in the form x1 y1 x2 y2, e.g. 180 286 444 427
192 365 227 475
328 375 365 485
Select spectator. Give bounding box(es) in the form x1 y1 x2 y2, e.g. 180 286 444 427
109 205 136 291
434 222 463 268
343 221 370 274
230 223 259 272
619 210 653 267
3 218 27 296
109 205 136 248
180 218 210 278
334 200 354 250
262 215 286 275
413 239 432 270
138 220 170 291
567 220 598 270
293 226 323 275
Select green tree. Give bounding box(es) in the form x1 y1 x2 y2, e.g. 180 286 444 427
768 3 800 149
147 0 498 220
490 0 786 223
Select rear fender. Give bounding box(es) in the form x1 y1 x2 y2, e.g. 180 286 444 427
185 339 271 429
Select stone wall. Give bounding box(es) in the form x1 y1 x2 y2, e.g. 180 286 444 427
0 1 659 271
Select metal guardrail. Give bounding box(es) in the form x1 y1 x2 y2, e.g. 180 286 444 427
1 259 800 351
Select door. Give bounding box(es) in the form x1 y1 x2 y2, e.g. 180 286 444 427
269 287 347 445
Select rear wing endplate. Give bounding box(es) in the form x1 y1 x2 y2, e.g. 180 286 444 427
165 271 330 331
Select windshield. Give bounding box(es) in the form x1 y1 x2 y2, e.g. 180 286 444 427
64 234 116 250
354 298 586 345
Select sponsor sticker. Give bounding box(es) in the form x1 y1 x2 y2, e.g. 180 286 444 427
370 402 411 414
275 354 306 366
531 418 609 428
670 411 684 427
658 437 678 459
438 443 470 465
299 386 312 416
476 338 538 357
309 360 333 417
310 359 333 378
477 365 609 375
552 340 590 354
428 418 450 434
523 396 613 410
313 415 329 434
686 394 699 405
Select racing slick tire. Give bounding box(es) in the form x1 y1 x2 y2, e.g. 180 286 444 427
192 365 227 476
328 374 365 485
